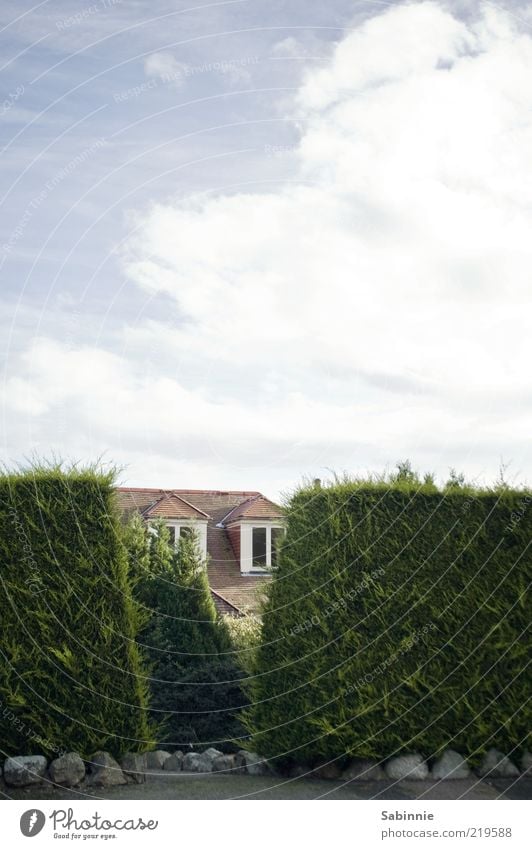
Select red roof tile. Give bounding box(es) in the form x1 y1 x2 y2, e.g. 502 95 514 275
142 494 210 520
222 494 284 524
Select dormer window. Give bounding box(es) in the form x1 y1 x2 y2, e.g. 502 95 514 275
251 526 284 571
231 521 284 574
166 523 196 546
141 493 210 560
220 494 285 575
163 521 207 557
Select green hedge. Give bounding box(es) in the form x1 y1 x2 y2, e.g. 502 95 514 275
246 480 531 768
122 517 247 751
0 465 152 758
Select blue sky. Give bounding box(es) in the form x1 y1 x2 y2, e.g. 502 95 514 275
1 0 532 498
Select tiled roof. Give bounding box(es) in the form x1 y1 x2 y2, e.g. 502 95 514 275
142 494 210 520
116 488 261 520
210 589 246 618
116 487 275 614
222 494 285 524
206 521 270 615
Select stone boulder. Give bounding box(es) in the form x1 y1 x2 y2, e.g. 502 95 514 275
182 751 214 773
212 754 237 773
288 764 312 778
312 762 343 781
87 751 127 787
120 753 147 784
521 751 532 775
163 751 184 772
431 750 471 780
49 752 85 787
203 748 223 763
477 749 519 778
4 755 47 787
235 750 270 776
385 754 429 781
145 750 171 770
342 758 385 782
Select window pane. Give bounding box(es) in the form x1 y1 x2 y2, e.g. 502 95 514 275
271 527 283 567
180 526 194 540
166 526 176 545
252 527 267 567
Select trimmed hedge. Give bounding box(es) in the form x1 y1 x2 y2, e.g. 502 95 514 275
0 465 151 757
245 479 531 768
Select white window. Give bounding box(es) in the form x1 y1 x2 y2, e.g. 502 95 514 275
162 521 208 558
239 523 284 573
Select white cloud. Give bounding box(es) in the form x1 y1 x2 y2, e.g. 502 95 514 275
143 51 186 83
4 2 532 491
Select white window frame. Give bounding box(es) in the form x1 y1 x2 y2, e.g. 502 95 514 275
157 520 208 559
235 521 284 574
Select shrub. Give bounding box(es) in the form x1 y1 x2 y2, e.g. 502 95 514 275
0 464 152 758
225 615 262 675
123 521 247 750
245 477 531 769
152 658 249 751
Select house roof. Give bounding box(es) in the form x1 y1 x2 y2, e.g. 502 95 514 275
116 488 262 519
221 494 285 524
116 487 275 615
141 493 210 520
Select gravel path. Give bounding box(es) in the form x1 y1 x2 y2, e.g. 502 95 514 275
2 772 531 801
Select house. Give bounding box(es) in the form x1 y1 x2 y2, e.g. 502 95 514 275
116 487 285 616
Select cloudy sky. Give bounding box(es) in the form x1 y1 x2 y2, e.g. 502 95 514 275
1 0 531 499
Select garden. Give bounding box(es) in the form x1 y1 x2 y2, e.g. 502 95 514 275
0 463 530 794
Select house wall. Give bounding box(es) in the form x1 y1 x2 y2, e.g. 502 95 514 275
227 524 241 562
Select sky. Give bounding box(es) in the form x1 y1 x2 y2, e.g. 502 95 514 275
1 0 532 500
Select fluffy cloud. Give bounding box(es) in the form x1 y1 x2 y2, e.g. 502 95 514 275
124 5 532 407
4 2 532 491
143 51 186 83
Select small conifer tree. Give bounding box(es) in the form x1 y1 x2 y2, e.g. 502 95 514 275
123 518 246 750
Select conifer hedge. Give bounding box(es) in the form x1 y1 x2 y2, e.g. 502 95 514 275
123 518 247 750
246 479 531 768
0 465 151 758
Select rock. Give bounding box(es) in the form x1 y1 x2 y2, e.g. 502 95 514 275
288 764 312 778
203 747 223 763
163 752 184 772
477 749 519 778
145 750 171 770
87 751 127 787
521 751 532 775
385 754 429 781
49 752 85 787
312 762 343 780
4 755 47 787
120 753 147 784
431 750 471 780
182 751 214 773
342 758 386 782
235 750 270 776
212 754 237 773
